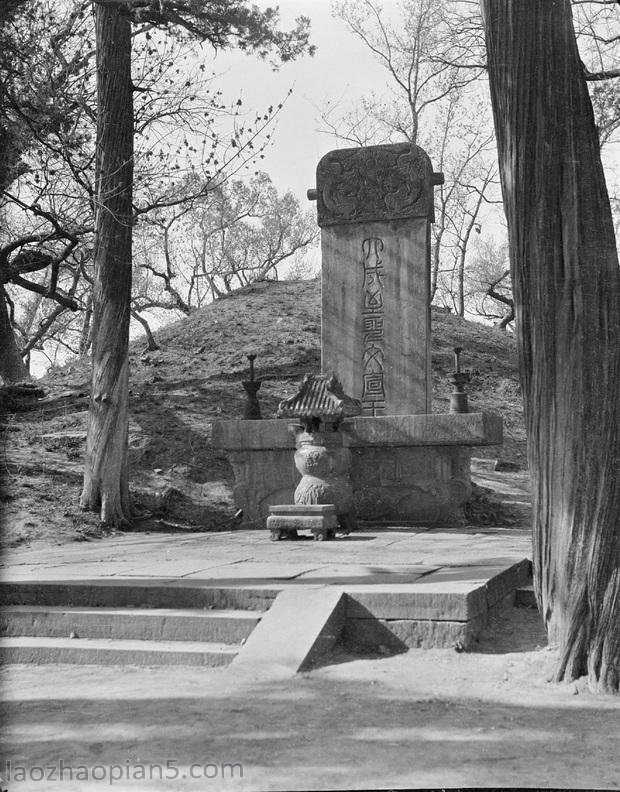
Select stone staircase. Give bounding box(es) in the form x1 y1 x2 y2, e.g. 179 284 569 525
0 582 276 668
0 562 537 671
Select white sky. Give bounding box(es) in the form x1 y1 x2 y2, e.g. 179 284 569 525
208 0 397 203
211 0 619 205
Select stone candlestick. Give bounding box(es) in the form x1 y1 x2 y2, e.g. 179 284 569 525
278 373 361 535
449 347 470 414
242 354 262 419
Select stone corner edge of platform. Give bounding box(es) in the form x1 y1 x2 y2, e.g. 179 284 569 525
229 587 346 677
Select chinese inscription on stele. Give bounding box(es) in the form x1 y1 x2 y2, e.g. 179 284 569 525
361 236 386 416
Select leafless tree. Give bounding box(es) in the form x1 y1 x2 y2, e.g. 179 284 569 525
321 0 500 317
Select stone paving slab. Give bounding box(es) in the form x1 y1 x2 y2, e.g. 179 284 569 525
115 560 238 577
294 564 438 586
420 562 523 584
296 564 436 577
0 562 162 580
1 527 531 578
179 562 322 580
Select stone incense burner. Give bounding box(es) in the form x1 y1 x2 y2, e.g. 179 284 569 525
277 373 361 535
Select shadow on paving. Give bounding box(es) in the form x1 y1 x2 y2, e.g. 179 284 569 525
0 680 617 788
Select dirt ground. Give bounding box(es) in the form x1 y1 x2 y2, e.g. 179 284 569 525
1 605 619 792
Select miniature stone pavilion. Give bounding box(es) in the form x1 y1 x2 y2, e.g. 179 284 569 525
212 142 502 527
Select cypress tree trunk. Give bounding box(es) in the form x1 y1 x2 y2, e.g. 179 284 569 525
0 288 30 383
80 2 133 526
481 0 619 693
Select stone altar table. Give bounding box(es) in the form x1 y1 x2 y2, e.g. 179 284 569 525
212 413 502 527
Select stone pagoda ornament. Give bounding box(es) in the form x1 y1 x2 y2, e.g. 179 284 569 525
277 372 361 428
267 374 361 541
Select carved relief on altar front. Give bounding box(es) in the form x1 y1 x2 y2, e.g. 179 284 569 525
315 142 433 227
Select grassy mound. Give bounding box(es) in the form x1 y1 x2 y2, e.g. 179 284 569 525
1 279 525 547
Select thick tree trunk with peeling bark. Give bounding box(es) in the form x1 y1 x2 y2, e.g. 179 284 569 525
0 288 29 383
80 2 133 526
482 0 619 693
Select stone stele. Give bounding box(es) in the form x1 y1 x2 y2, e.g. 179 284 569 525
316 142 435 415
212 142 503 526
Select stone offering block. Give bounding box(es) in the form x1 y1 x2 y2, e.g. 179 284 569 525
314 142 434 416
267 504 338 542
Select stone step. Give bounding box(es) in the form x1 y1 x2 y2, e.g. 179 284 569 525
344 558 532 622
0 636 238 667
0 581 277 611
0 606 260 645
515 582 538 609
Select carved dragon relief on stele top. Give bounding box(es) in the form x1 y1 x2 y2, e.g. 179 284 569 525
315 142 434 227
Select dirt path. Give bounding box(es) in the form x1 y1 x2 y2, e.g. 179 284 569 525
1 606 618 792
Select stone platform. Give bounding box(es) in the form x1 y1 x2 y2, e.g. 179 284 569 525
212 412 503 526
1 502 533 672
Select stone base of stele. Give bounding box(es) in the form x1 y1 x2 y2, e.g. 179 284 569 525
212 413 502 527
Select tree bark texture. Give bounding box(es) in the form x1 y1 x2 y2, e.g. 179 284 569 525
0 287 30 383
80 2 133 526
482 0 619 693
